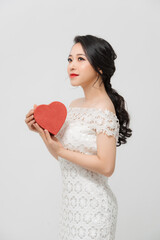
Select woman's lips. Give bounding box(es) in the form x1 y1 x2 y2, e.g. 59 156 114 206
70 74 79 78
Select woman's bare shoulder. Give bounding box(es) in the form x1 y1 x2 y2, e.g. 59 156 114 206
69 97 116 114
69 98 84 107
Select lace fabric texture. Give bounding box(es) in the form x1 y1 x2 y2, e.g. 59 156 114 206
55 107 120 240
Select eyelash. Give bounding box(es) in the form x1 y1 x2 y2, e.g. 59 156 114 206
67 57 84 62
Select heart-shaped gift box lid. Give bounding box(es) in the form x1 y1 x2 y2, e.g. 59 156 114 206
33 101 67 135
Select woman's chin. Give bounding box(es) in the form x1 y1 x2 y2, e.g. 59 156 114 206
70 80 81 86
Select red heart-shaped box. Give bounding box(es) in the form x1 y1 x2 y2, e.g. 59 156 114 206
33 101 67 135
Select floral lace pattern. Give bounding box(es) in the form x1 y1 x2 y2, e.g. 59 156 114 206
55 107 119 240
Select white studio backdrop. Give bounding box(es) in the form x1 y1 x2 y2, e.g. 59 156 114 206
0 0 159 239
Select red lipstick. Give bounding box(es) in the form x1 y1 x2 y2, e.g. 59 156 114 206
70 74 79 78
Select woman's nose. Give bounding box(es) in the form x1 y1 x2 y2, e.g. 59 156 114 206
70 66 77 71
69 60 77 69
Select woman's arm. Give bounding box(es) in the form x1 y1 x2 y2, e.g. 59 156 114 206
32 119 115 177
58 147 111 177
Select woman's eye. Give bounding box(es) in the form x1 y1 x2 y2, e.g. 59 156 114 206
78 57 84 61
67 57 84 62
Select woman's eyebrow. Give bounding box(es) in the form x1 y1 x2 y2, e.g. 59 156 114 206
68 54 86 57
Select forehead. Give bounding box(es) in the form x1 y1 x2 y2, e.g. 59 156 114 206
69 43 85 55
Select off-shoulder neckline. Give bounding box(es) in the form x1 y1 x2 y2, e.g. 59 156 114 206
68 106 117 117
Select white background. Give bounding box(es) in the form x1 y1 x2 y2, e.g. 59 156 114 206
0 0 160 239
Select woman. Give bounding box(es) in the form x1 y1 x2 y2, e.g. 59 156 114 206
25 34 132 240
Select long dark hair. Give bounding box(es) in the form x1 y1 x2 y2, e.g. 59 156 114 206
73 34 132 147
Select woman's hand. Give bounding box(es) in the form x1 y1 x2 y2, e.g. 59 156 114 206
25 104 39 133
33 122 64 160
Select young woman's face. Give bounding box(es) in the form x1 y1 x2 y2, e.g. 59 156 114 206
67 43 98 87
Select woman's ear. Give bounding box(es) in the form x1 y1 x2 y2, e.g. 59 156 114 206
98 68 103 74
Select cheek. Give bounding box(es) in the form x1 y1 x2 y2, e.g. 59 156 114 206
80 62 90 73
81 63 96 78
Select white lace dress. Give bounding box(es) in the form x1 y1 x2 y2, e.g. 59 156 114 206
55 106 120 240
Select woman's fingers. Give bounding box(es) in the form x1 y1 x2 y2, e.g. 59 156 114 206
33 123 48 143
26 109 34 118
33 123 43 134
25 105 39 133
28 119 36 126
25 114 34 123
25 103 37 118
44 129 52 143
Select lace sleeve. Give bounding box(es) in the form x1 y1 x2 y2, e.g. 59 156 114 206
93 110 120 143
